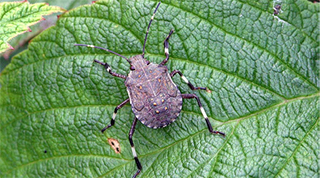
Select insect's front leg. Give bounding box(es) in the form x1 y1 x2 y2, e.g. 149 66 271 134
101 98 130 133
94 59 127 79
159 29 174 66
170 70 210 92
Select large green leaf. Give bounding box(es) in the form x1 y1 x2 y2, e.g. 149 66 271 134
0 1 65 55
0 0 319 177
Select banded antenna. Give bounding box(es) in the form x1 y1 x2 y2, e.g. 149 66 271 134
142 2 161 57
74 44 130 63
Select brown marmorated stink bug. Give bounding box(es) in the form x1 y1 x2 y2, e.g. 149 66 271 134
75 2 225 177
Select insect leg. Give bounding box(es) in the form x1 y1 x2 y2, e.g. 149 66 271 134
129 117 142 178
101 98 130 133
160 29 174 66
94 59 127 79
181 94 225 136
170 70 209 91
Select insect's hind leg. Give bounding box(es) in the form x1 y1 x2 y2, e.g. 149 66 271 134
101 98 130 133
181 94 225 136
94 59 127 79
129 117 142 178
160 29 174 66
170 70 210 92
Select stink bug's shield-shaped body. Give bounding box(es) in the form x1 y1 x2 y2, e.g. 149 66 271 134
125 55 182 128
75 2 224 178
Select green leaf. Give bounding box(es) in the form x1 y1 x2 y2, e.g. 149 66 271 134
0 1 65 55
0 0 319 177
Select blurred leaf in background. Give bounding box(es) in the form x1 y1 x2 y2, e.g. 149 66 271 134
0 0 92 72
0 1 65 54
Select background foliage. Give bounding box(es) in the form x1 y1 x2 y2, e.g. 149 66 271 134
0 0 319 177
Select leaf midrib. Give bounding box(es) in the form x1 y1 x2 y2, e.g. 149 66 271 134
1 50 289 100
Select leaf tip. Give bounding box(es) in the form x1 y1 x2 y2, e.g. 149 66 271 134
27 27 32 32
7 43 14 50
41 17 46 21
